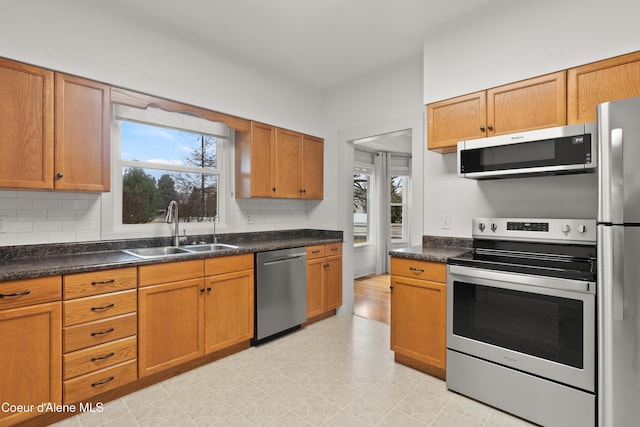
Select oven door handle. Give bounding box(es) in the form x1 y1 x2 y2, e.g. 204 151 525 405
448 265 595 294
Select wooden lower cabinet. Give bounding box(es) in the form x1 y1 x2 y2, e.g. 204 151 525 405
204 254 254 353
305 243 343 321
0 275 62 426
138 277 205 377
61 268 138 404
390 257 447 379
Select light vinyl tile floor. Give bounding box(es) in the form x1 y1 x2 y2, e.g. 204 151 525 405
53 315 535 427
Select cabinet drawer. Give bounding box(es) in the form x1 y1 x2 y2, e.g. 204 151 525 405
0 276 61 310
63 267 137 300
306 245 325 260
390 258 446 283
63 359 137 404
325 242 342 256
63 289 136 326
64 313 137 352
64 336 137 380
205 253 253 276
138 260 204 287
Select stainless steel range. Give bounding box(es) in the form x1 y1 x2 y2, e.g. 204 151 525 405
446 218 597 427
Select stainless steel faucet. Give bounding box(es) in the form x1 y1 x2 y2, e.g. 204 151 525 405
165 200 180 246
213 215 218 244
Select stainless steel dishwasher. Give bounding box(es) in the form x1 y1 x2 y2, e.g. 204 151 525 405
253 247 307 344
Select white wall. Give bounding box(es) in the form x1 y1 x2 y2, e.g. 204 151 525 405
322 55 425 313
422 0 640 237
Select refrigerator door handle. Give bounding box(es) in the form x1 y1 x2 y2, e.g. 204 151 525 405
612 226 625 321
610 128 624 224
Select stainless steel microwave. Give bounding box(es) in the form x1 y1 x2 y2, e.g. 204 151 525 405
457 122 597 179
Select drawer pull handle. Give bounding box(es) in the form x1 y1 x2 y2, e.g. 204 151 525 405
91 303 115 311
91 279 116 286
330 247 339 252
91 376 115 387
91 352 115 362
312 250 321 254
0 289 30 298
91 327 115 336
409 267 425 273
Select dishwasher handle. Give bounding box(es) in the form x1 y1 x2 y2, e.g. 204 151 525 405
262 255 305 266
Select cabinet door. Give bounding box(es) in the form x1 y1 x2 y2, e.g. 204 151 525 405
138 278 204 377
204 270 254 354
235 122 275 198
427 91 486 153
487 71 566 136
54 73 110 192
390 276 446 369
306 258 325 318
325 255 342 310
0 58 54 189
274 128 302 198
301 135 324 200
0 302 62 426
568 51 640 124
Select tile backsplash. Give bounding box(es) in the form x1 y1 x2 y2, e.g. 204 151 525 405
0 191 333 247
0 190 102 246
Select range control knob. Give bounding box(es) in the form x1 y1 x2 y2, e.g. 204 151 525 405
478 222 486 232
490 223 497 232
578 225 587 233
561 224 571 233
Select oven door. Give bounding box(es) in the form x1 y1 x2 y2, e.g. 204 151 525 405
447 264 596 392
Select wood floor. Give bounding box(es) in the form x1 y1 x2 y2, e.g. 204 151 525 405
354 274 390 324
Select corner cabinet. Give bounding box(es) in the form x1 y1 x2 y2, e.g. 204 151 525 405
390 257 446 380
0 276 62 426
568 51 640 124
235 121 324 199
0 57 110 191
427 71 567 153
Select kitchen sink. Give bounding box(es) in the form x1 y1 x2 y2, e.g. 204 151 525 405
122 243 240 259
121 246 192 259
183 243 239 252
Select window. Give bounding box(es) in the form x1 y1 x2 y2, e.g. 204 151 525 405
353 167 372 244
390 175 408 241
106 105 229 237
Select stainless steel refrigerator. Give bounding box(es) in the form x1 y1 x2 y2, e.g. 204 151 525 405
597 96 640 427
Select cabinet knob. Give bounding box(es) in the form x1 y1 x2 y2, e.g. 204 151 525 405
272 187 276 192
56 172 64 179
389 285 394 290
487 125 494 131
200 288 205 294
480 126 485 132
207 287 212 293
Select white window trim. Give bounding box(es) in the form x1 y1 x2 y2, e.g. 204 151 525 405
353 162 373 248
101 105 230 241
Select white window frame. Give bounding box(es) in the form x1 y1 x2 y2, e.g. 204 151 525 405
390 175 409 244
101 105 230 241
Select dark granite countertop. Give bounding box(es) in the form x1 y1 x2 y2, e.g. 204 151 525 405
0 229 343 282
388 235 472 263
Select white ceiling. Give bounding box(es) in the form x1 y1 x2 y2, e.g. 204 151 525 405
105 0 502 89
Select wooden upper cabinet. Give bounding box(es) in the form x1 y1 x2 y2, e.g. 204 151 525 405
487 71 566 136
427 91 486 153
235 121 275 198
274 128 302 198
235 121 324 199
427 71 566 153
301 134 324 200
55 73 111 192
0 58 54 189
568 51 640 124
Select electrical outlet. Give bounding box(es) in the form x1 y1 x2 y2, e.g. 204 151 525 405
246 215 255 224
441 215 451 230
0 216 7 233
